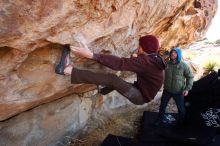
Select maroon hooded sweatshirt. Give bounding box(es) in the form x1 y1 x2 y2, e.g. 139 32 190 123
93 53 166 102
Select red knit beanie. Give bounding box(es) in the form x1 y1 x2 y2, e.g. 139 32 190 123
139 35 159 54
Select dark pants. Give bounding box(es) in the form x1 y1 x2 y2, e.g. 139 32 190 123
158 90 186 123
71 68 147 105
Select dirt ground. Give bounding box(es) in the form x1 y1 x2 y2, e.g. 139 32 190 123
67 98 178 146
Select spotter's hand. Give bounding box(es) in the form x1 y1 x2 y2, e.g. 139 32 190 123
182 90 189 96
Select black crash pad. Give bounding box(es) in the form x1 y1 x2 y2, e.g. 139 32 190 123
141 111 216 145
185 71 220 112
158 126 216 145
140 111 178 142
100 134 133 146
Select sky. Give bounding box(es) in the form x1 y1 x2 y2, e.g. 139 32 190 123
205 0 220 41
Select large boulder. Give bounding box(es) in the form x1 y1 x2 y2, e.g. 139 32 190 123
0 0 217 145
0 0 217 121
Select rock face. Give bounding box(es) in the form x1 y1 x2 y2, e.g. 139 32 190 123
0 0 217 145
0 94 93 146
0 80 139 146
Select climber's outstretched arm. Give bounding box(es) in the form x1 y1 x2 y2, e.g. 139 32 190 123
70 45 93 59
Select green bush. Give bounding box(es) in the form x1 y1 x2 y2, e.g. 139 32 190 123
203 60 218 76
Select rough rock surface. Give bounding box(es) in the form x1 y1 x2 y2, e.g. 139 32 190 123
0 83 140 146
0 93 93 146
0 0 218 145
0 0 217 121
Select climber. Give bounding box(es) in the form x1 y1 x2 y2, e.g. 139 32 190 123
55 35 166 105
156 47 194 125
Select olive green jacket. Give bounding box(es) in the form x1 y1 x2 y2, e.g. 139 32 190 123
164 60 194 94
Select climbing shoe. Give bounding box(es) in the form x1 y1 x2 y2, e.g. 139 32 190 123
55 45 70 75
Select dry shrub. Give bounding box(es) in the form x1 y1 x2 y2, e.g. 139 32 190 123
68 108 144 146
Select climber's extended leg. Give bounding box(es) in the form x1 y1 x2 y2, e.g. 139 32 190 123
70 67 147 105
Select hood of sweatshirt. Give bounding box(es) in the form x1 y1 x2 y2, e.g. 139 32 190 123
147 53 166 70
170 47 182 64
